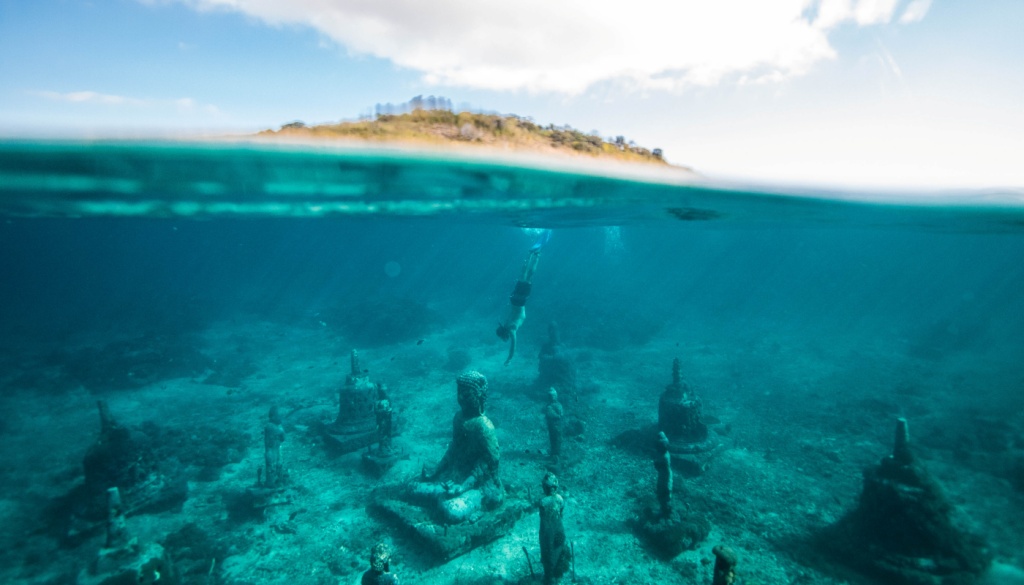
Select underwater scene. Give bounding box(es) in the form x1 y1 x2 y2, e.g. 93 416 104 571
1 142 1023 585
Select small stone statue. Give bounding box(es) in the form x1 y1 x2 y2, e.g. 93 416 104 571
362 383 403 475
654 431 672 517
712 545 737 585
263 406 286 488
538 472 571 585
361 542 399 585
635 430 709 558
544 388 564 464
104 487 132 550
412 371 503 524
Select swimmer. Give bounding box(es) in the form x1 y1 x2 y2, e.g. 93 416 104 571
496 231 549 365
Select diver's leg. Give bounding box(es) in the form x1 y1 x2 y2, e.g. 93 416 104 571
523 250 540 282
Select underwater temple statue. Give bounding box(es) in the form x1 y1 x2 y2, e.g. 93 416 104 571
361 542 399 585
243 405 297 517
823 418 990 585
370 371 529 562
412 371 503 523
658 358 717 476
363 383 404 474
538 472 571 585
635 429 709 558
323 349 388 453
59 401 187 543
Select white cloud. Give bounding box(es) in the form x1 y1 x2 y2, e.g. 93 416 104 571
156 0 930 95
852 0 900 24
813 0 854 29
32 90 144 105
32 90 220 114
899 0 932 23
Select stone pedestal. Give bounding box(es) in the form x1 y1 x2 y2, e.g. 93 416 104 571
370 490 529 563
78 541 178 585
635 505 710 559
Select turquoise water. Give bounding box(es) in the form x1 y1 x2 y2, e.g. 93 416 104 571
0 141 1022 584
2 141 1022 228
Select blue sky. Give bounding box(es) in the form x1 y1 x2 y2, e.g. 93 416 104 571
1 0 1021 188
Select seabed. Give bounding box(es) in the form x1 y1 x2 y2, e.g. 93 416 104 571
0 313 1021 584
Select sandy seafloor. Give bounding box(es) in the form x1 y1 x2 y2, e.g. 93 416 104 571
1 219 1023 585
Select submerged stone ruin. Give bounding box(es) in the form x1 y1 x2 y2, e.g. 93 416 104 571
322 350 395 453
823 418 991 585
657 358 718 476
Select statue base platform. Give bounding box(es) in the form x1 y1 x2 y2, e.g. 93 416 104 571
319 422 377 454
361 449 407 476
320 416 403 455
78 542 178 585
369 488 530 562
667 437 721 477
634 500 710 559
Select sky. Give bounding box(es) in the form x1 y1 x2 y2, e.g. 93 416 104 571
1 0 1022 189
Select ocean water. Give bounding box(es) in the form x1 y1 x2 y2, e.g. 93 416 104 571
1 141 1022 584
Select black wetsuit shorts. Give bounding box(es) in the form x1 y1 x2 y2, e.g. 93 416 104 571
509 281 532 307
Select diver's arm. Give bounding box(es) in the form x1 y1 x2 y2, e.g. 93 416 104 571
505 330 517 365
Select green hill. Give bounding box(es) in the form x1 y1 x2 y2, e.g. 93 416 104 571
258 109 674 166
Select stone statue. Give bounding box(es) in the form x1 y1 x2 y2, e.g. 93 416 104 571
538 472 571 585
635 430 709 558
263 406 286 488
712 545 737 585
544 388 564 464
654 431 672 517
324 349 379 453
657 358 716 476
371 371 529 562
412 371 502 524
64 401 186 536
659 359 707 444
361 542 399 585
243 405 293 515
84 401 159 508
104 487 131 550
823 418 990 584
362 383 403 475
